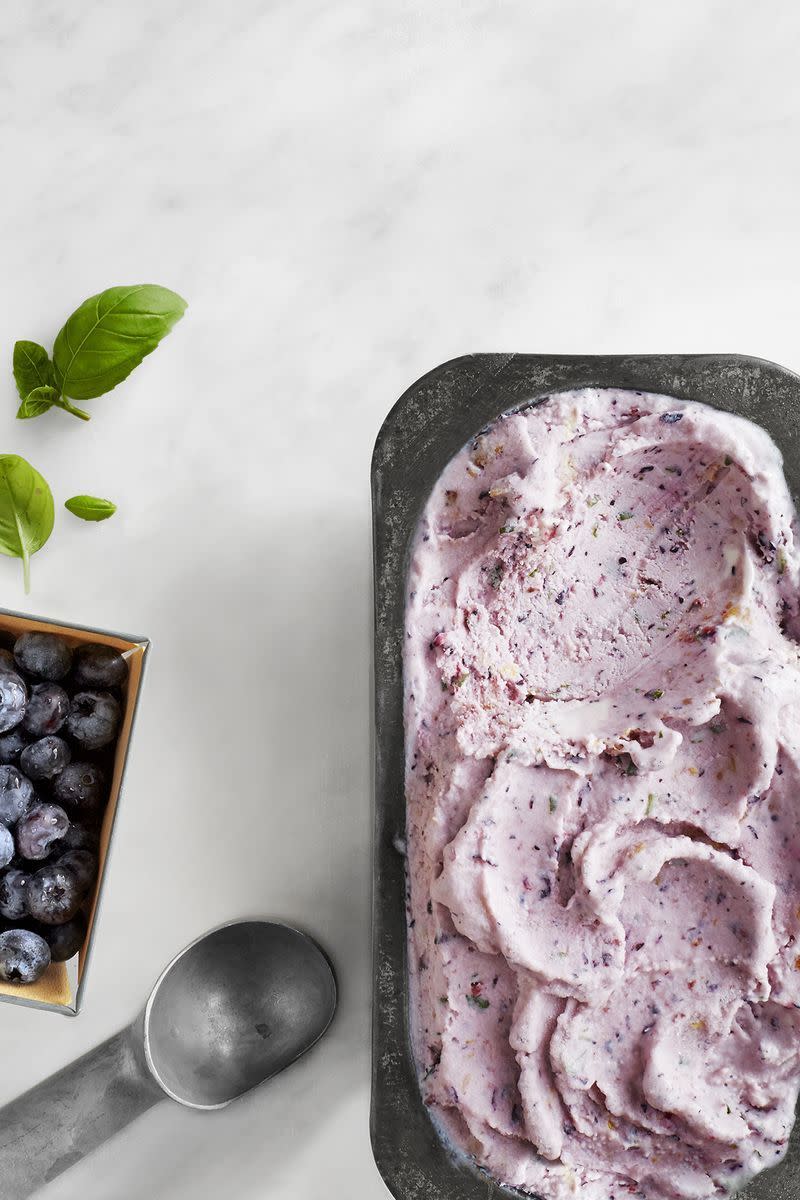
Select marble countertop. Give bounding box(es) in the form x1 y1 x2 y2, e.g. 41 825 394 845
1 1 799 1196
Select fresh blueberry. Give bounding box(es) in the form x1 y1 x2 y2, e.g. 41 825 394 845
0 869 29 919
26 864 82 925
23 683 69 737
50 822 99 856
20 736 71 781
16 803 69 860
0 928 50 982
0 671 27 734
0 827 13 869
56 850 97 894
41 912 87 962
0 765 34 826
0 649 15 673
67 692 121 750
0 728 29 765
53 762 106 816
73 644 128 690
14 633 72 681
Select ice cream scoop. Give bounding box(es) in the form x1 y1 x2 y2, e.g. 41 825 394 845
0 919 337 1198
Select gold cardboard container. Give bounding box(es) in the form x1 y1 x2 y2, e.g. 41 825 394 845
0 609 148 1015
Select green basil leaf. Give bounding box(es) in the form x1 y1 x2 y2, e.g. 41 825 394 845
53 284 187 401
64 495 116 522
16 386 59 420
16 389 90 423
13 341 55 401
0 455 54 593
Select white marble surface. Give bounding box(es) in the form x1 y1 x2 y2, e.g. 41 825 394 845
0 0 799 1196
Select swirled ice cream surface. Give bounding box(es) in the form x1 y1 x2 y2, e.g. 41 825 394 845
404 388 800 1200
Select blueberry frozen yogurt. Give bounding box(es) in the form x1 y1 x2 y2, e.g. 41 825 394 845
0 633 125 985
405 389 800 1200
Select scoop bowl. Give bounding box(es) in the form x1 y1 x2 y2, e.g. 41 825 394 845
145 920 337 1108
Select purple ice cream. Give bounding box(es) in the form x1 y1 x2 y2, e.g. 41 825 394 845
404 388 800 1200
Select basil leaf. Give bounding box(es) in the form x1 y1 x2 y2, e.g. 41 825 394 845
16 386 59 420
13 341 54 400
16 388 90 423
0 456 54 593
53 284 187 401
64 495 116 522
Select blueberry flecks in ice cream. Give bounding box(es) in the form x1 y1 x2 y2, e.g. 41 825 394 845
405 389 800 1200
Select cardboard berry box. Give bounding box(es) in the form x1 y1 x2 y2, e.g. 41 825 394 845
0 608 148 1015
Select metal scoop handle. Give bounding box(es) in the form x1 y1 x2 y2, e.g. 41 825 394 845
0 1025 162 1199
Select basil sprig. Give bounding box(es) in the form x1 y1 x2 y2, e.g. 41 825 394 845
14 284 186 421
5 282 187 590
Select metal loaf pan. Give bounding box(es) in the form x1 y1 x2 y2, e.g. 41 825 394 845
371 354 800 1200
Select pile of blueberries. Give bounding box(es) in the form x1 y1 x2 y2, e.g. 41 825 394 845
0 631 126 985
